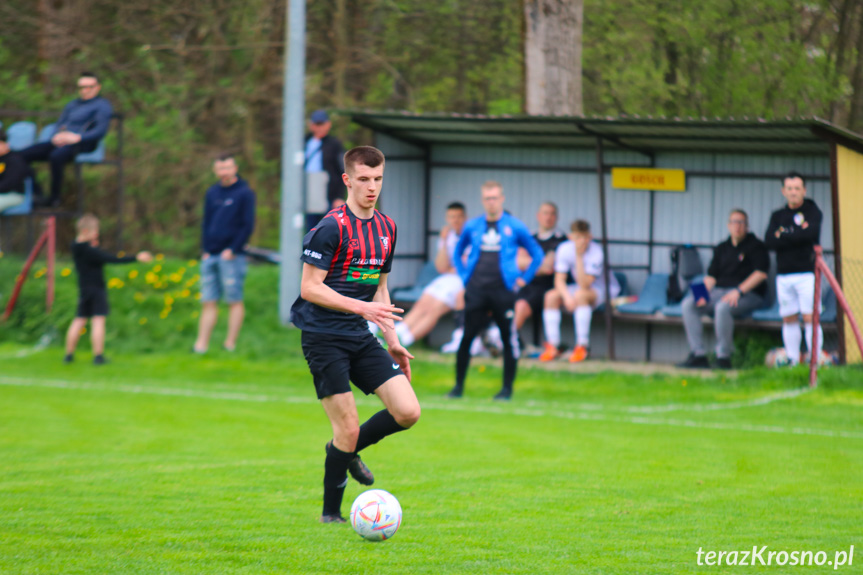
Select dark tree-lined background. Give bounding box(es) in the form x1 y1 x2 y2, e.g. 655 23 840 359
1 0 860 254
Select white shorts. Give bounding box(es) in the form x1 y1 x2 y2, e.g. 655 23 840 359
422 273 464 309
776 272 817 317
567 283 621 309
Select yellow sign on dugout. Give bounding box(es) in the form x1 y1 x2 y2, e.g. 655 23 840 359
612 167 686 192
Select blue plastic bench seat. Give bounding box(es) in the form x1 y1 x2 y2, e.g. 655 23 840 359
390 261 440 304
7 121 37 151
617 273 669 315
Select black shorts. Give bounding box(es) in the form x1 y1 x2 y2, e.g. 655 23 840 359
301 331 405 400
77 288 109 318
516 283 552 312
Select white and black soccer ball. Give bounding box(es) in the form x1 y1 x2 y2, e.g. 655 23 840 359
765 347 790 368
350 489 402 541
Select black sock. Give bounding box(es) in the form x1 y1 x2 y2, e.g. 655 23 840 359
322 443 353 516
355 409 407 453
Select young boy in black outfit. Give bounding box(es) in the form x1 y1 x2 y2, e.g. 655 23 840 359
65 214 152 364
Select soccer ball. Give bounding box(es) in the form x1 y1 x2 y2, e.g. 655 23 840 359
350 489 402 541
765 347 790 368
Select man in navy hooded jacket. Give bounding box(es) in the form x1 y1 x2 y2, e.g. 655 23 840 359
21 72 113 207
193 154 256 354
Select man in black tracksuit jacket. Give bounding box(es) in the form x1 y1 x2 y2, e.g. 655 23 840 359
764 171 823 365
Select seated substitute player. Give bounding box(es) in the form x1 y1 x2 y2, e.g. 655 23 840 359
371 201 468 347
513 201 567 349
677 209 769 369
539 220 620 362
64 214 152 364
290 146 421 524
764 171 823 365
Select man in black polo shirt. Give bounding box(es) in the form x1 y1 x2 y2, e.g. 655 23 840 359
677 209 769 369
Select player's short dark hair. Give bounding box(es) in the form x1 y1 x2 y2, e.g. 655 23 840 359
446 202 466 212
344 146 385 175
214 152 236 163
571 220 591 234
79 71 99 83
729 208 749 225
783 171 806 187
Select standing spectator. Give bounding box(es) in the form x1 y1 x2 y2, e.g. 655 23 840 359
383 202 468 348
64 214 152 364
513 201 568 348
0 128 32 213
539 220 620 363
193 154 256 354
304 110 346 229
677 209 769 369
765 172 823 365
448 181 544 400
21 72 113 208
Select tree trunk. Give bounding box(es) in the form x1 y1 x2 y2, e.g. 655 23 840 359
847 4 863 133
38 0 76 83
524 0 583 115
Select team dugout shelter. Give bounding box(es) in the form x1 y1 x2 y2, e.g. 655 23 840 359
344 111 863 364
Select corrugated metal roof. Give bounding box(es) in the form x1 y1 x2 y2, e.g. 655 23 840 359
346 110 863 154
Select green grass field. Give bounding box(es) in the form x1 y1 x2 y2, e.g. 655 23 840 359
2 333 862 574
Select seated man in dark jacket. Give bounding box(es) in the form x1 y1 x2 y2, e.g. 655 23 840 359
677 209 769 369
21 71 113 207
0 128 33 213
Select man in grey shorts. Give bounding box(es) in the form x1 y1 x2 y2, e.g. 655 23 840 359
677 209 769 369
193 154 256 353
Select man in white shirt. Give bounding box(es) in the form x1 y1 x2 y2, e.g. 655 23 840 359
539 220 620 363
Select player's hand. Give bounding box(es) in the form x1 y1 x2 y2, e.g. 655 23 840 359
221 248 234 260
362 301 404 333
439 225 450 239
696 297 708 307
514 277 527 290
721 289 740 307
136 251 153 263
388 344 414 382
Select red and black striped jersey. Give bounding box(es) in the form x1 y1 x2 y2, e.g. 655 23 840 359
290 204 397 334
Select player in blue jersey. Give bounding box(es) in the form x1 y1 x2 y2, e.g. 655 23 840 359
290 146 421 524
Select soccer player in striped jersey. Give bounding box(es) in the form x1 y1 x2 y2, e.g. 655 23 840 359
290 146 421 524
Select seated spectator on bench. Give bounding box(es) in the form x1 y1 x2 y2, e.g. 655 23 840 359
21 71 113 208
0 128 32 213
677 209 768 370
370 202 468 348
540 220 620 363
513 201 567 348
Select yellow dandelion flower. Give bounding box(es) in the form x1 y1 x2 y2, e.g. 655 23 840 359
164 295 174 306
139 318 148 325
159 310 169 319
188 259 198 267
181 289 191 298
191 311 199 319
177 267 186 275
134 292 145 302
34 268 46 279
80 327 87 335
169 273 181 283
152 264 162 273
118 251 126 257
61 268 72 277
0 251 4 258
195 292 202 300
155 254 165 261
128 270 139 279
145 271 158 284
